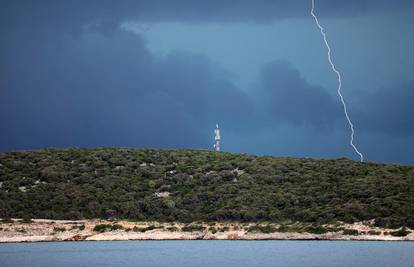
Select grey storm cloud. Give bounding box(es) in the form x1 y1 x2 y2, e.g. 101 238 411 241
0 0 413 164
1 0 412 35
356 82 414 137
257 60 414 137
0 28 255 151
258 60 342 128
1 20 412 151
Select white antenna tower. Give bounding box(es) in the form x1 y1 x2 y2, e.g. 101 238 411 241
213 124 220 151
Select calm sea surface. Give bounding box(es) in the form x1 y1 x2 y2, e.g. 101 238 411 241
0 240 413 267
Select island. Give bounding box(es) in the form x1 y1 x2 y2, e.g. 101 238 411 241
0 148 413 242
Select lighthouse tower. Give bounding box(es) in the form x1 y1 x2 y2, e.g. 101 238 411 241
214 124 220 152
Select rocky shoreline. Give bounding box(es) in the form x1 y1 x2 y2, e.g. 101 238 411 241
0 219 412 243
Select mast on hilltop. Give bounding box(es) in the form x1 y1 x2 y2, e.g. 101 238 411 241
214 124 220 152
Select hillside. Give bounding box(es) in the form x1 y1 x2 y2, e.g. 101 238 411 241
0 148 413 228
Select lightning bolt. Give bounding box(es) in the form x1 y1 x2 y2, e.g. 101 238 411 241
310 0 364 162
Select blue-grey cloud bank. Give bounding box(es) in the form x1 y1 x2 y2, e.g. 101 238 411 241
1 1 413 164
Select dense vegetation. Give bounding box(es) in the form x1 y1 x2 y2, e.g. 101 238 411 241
0 148 413 228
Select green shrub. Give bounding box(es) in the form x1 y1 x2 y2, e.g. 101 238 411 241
343 229 359 235
167 226 178 232
219 226 230 232
93 224 111 232
133 226 145 232
111 224 124 231
182 225 206 232
367 230 381 235
71 224 85 231
53 227 66 232
148 180 156 189
93 223 124 232
209 227 218 234
390 227 411 237
133 225 163 232
305 226 329 234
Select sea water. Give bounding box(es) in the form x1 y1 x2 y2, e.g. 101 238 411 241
1 240 413 267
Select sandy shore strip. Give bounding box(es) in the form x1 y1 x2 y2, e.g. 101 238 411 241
0 219 412 243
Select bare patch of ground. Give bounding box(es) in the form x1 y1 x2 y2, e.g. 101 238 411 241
0 219 412 243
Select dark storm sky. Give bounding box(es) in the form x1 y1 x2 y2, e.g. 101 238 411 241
1 0 413 164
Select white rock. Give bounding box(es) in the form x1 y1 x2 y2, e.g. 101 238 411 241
234 168 245 176
154 192 170 198
18 186 27 192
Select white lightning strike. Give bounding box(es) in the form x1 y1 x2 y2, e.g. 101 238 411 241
310 0 364 162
